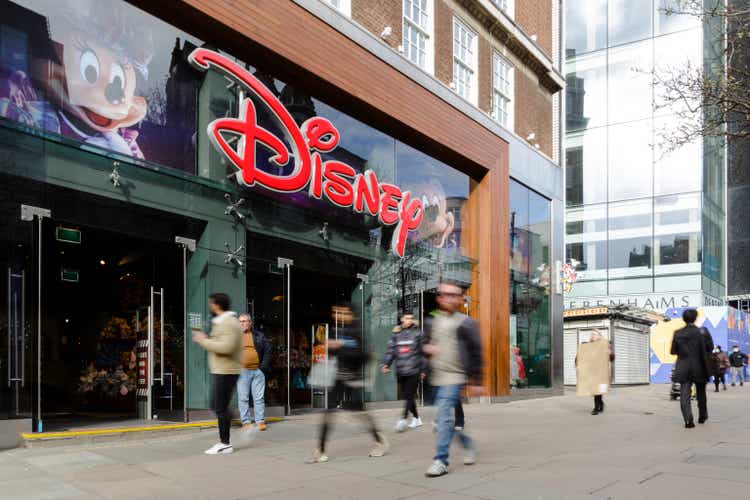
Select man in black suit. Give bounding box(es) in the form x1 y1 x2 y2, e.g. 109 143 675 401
671 309 714 428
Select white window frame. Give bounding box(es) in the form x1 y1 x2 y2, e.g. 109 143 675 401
402 0 434 74
491 0 514 19
452 16 478 105
322 0 351 17
491 52 514 130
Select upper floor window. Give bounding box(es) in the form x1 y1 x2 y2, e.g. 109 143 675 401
491 0 514 19
492 53 514 129
323 0 351 17
402 0 433 72
452 17 478 104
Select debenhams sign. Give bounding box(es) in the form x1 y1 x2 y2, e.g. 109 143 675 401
564 292 712 311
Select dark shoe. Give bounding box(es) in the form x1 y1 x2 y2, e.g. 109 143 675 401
598 402 605 413
685 422 695 429
715 388 720 392
741 382 744 386
591 408 600 415
724 385 727 390
732 383 736 387
698 417 707 424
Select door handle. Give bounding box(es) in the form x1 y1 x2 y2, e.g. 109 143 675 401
7 269 24 387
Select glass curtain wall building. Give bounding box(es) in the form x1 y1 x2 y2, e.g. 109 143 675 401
564 0 725 311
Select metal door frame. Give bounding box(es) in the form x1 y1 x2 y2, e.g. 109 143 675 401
21 204 50 432
277 257 293 415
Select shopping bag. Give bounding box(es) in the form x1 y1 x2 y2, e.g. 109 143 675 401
308 357 337 389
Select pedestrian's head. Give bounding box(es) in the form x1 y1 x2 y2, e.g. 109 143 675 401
400 313 415 328
208 293 231 316
716 345 722 352
239 313 253 333
590 330 602 342
682 308 698 325
436 280 464 313
512 345 520 355
734 345 740 352
332 303 354 325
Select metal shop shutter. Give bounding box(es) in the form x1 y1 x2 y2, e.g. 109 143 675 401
613 329 650 384
564 329 579 385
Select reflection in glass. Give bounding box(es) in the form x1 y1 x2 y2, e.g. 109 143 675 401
566 128 607 206
566 204 607 281
654 117 701 195
655 0 700 35
655 194 701 275
654 28 702 116
509 180 551 388
608 120 653 201
565 0 607 57
566 51 607 131
608 199 653 278
608 40 653 124
608 0 653 47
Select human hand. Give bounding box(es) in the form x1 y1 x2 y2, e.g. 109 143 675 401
381 365 390 374
423 344 440 356
467 385 485 397
327 339 344 350
192 331 207 343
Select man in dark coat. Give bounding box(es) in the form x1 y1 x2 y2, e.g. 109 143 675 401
671 309 714 428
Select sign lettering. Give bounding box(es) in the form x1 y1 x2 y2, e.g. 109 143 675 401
188 48 423 257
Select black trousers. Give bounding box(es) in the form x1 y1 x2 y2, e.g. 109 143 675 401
594 394 603 409
319 381 381 453
680 381 707 424
714 373 726 391
212 374 238 445
398 374 420 419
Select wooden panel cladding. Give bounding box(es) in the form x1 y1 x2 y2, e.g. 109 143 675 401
128 0 511 396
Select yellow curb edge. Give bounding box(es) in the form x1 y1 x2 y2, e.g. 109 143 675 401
22 417 284 440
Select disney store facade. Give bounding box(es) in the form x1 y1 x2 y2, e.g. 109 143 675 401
0 0 564 443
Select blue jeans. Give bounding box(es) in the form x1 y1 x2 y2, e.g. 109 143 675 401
433 384 474 465
237 369 266 424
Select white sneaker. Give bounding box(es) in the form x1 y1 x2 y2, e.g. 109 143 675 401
369 433 390 457
425 459 449 477
395 419 408 432
204 442 233 455
463 448 477 465
306 449 329 463
408 417 423 429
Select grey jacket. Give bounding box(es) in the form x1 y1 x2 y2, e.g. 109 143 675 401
382 325 426 377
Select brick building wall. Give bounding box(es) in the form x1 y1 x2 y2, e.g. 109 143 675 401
478 36 492 114
434 0 453 86
515 70 553 156
515 0 553 58
352 0 402 50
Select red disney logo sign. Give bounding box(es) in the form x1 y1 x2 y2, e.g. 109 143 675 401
188 48 423 257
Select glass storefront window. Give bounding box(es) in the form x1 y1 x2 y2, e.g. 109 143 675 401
608 0 653 47
565 51 607 132
608 119 653 201
608 199 653 279
654 193 701 275
1 0 202 175
565 0 607 57
608 40 653 125
566 203 607 282
654 28 702 117
509 180 551 389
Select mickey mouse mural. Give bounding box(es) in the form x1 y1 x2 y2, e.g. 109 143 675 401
0 0 154 159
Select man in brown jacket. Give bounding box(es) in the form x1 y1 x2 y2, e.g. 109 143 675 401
192 293 242 454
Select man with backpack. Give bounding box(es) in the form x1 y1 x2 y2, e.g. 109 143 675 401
728 345 748 387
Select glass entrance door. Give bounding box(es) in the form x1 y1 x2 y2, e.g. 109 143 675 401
1 205 35 429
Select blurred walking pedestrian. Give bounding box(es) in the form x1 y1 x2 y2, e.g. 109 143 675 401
711 345 729 392
192 293 242 454
423 280 483 478
728 346 747 387
237 313 271 431
575 330 614 415
307 304 389 463
381 313 426 432
671 309 714 428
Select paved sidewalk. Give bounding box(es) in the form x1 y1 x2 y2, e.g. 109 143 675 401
2 384 750 499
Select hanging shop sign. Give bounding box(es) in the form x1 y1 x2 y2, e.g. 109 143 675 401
188 48 424 257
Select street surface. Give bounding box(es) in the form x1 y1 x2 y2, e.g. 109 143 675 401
2 385 749 499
